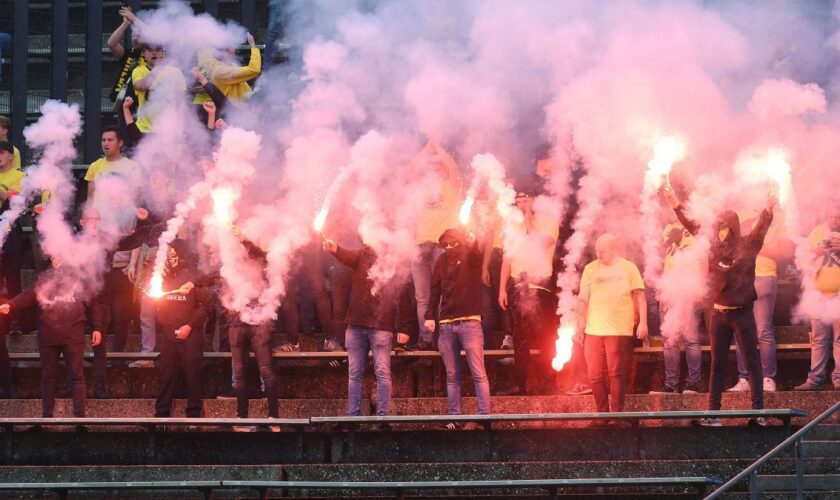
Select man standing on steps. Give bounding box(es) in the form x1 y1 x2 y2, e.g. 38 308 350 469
578 233 648 427
727 206 793 394
323 236 413 420
795 206 840 391
154 240 211 420
665 186 775 427
424 228 491 429
0 257 106 424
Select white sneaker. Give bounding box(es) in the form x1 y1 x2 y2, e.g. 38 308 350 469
128 360 154 368
232 425 256 433
499 335 514 365
727 378 750 392
763 377 776 392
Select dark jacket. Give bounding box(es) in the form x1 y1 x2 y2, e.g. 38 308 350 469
333 245 414 333
155 247 212 340
425 241 483 322
674 205 773 307
8 267 105 346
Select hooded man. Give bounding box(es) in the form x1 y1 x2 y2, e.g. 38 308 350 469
0 258 106 421
153 239 211 419
665 186 775 426
425 228 491 427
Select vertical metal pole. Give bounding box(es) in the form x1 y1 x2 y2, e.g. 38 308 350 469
51 0 69 101
203 0 218 17
10 0 28 151
241 0 256 33
748 470 758 500
794 437 804 500
85 0 103 164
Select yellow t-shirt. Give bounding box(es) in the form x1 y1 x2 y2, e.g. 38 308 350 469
738 209 787 277
580 257 644 336
416 178 460 244
131 65 187 133
662 222 694 274
0 167 25 194
85 156 139 183
507 214 559 281
12 146 21 170
808 224 840 296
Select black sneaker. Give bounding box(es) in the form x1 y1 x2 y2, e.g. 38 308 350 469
93 386 108 399
495 386 527 396
648 384 680 395
406 340 434 351
692 418 722 427
748 417 769 427
682 382 702 394
217 389 237 399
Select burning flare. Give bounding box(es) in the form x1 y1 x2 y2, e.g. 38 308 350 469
147 273 164 299
313 206 329 233
647 135 687 187
211 187 237 228
551 323 576 372
765 148 792 204
459 196 474 225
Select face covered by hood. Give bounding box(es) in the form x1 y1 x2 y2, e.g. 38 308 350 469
713 210 741 265
439 228 469 257
166 239 191 273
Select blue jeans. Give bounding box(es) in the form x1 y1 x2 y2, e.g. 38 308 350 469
264 0 285 66
140 294 157 353
736 276 777 380
411 242 442 344
346 326 393 416
806 319 840 386
661 304 703 388
438 321 491 415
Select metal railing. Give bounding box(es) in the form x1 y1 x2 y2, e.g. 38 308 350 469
705 399 840 499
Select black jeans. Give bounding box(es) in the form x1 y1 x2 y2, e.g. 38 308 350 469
509 285 557 392
0 327 12 396
1 229 23 332
155 331 204 418
709 306 763 410
280 248 334 344
330 259 352 346
230 323 278 418
584 335 633 413
481 248 510 347
93 269 134 387
40 343 86 417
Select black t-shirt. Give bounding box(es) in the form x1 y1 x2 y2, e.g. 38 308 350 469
110 47 144 102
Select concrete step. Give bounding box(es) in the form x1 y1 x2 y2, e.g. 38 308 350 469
0 393 834 427
808 424 840 440
801 440 840 458
755 474 840 492
5 354 817 398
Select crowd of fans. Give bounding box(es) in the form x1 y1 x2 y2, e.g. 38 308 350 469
0 6 836 432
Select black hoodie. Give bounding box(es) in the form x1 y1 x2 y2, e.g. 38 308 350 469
333 244 414 333
674 205 773 307
425 239 483 322
155 240 212 339
7 267 106 346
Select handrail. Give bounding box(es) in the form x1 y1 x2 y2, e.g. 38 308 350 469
705 399 840 499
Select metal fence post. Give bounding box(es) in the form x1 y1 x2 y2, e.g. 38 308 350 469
794 437 804 500
748 470 758 500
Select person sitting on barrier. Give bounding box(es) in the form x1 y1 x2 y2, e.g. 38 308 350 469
795 206 840 391
425 228 491 429
578 233 647 427
323 236 413 421
664 186 775 427
0 257 106 422
154 239 212 420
